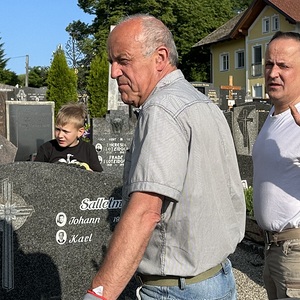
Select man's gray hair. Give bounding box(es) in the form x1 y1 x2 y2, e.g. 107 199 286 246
119 14 179 66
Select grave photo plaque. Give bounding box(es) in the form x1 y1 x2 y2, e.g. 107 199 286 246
6 101 54 161
0 162 136 300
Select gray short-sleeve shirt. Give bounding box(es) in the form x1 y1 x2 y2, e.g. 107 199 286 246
123 70 245 276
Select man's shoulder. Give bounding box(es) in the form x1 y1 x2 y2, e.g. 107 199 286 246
145 77 210 116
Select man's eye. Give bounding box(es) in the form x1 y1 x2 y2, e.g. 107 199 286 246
119 59 129 65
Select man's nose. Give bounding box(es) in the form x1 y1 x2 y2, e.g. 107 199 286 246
111 62 122 79
269 65 280 78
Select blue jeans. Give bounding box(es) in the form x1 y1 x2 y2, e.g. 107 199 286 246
136 259 237 300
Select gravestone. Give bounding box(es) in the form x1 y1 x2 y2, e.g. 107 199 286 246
92 110 137 177
6 101 54 161
0 92 6 137
220 88 246 110
6 87 47 102
191 82 220 105
0 136 17 164
219 76 246 110
224 101 271 186
0 162 137 300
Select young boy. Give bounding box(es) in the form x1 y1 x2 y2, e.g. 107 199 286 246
35 102 103 172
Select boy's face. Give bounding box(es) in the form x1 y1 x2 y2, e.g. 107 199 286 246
55 123 84 148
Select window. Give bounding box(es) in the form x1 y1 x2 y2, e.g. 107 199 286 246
220 53 229 71
272 15 279 31
262 17 270 33
235 50 245 69
253 85 263 98
251 45 262 76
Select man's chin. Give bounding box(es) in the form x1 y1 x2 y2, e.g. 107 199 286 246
120 95 136 106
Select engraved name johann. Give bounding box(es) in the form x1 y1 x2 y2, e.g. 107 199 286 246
61 197 122 245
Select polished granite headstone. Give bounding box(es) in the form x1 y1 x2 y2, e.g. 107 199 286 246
0 162 136 300
0 135 17 164
92 110 137 177
6 101 54 161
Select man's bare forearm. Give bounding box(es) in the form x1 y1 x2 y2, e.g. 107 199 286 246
90 192 162 300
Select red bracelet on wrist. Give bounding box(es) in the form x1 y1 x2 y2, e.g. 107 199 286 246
87 289 108 300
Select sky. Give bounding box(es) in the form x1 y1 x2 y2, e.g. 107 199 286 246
0 0 94 75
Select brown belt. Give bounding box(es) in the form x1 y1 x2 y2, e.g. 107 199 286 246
136 260 225 287
263 228 300 244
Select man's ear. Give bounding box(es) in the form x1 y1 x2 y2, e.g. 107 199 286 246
78 127 85 138
156 46 169 71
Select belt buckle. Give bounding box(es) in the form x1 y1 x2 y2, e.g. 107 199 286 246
135 274 143 286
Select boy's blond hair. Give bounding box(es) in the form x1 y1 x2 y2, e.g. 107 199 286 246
56 102 86 129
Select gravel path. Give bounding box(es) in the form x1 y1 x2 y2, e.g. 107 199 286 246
230 241 268 299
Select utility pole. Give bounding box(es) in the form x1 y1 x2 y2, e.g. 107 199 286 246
25 55 29 87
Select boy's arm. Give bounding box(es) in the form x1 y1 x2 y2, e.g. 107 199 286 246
34 143 49 162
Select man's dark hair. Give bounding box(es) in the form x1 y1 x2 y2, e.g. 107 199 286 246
270 31 300 43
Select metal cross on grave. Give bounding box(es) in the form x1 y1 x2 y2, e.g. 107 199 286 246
0 178 35 291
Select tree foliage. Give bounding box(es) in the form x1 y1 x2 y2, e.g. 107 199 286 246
27 66 48 88
87 51 108 118
46 47 78 115
0 69 19 86
67 0 252 82
0 36 20 86
0 37 8 70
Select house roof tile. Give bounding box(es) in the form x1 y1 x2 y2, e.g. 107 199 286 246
193 0 300 48
267 0 300 22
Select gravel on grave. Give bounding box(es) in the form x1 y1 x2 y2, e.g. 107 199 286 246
230 240 268 300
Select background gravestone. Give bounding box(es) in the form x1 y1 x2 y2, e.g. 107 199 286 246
6 101 54 161
0 162 137 300
0 93 6 137
0 135 17 164
220 89 246 111
224 102 271 186
191 82 220 105
6 87 47 102
92 110 137 177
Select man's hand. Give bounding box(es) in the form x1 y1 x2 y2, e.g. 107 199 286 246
289 104 300 126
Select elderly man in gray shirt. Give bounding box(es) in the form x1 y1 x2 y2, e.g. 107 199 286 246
84 14 245 300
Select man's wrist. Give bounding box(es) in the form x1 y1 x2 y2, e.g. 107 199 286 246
83 286 107 300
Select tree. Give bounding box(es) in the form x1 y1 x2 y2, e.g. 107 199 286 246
0 69 19 86
27 66 48 87
0 36 20 86
67 0 253 82
46 46 78 115
86 51 108 118
0 37 8 70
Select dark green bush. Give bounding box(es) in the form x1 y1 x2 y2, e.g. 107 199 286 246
244 186 254 217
